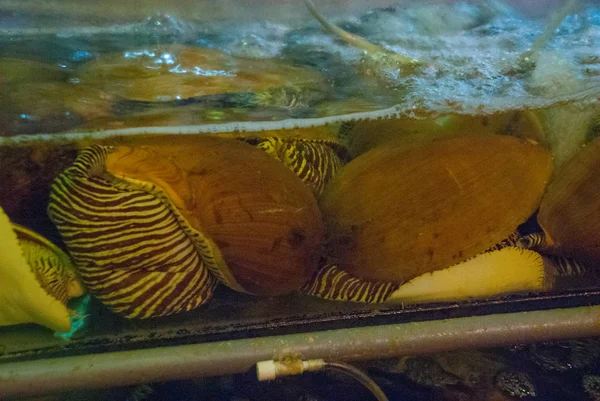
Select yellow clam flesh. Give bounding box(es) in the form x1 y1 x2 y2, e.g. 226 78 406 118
302 237 572 304
48 136 325 318
0 205 84 332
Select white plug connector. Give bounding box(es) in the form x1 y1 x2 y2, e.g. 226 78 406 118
256 359 325 381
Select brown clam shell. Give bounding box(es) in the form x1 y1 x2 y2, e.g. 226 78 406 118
346 110 546 158
77 45 324 103
107 135 325 295
0 58 66 85
538 136 600 263
319 134 552 283
0 82 114 136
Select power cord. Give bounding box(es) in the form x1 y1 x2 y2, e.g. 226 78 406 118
256 359 389 401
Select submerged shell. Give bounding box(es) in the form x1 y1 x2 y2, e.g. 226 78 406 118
0 206 82 332
77 45 325 104
0 58 66 85
0 82 114 136
78 105 294 130
402 350 537 399
49 136 324 317
538 136 600 263
319 135 552 283
346 110 546 158
216 127 349 196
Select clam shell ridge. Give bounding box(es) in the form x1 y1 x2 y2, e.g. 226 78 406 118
48 145 218 319
319 135 553 283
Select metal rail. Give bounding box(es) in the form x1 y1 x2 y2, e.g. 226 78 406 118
1 305 600 398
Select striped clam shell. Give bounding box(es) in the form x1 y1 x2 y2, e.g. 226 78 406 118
518 232 588 277
13 224 84 305
301 263 400 303
48 145 218 319
301 233 521 303
302 231 588 304
244 136 348 196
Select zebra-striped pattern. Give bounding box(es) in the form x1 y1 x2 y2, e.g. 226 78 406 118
48 145 217 319
250 137 345 195
302 232 535 303
509 232 588 278
547 255 587 276
485 231 522 252
13 224 80 305
20 240 73 305
301 263 400 303
517 232 547 250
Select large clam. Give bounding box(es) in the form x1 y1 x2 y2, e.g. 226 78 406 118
0 205 84 332
304 134 562 303
48 135 325 318
533 136 600 264
76 45 327 110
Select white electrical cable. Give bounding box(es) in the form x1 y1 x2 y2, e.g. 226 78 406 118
256 359 390 401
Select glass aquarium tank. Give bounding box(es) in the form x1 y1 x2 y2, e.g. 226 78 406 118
0 0 600 397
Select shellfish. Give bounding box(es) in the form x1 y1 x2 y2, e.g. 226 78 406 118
1 82 114 136
304 134 557 303
0 205 84 332
345 110 546 158
225 126 350 196
48 135 325 318
536 135 600 264
76 45 326 109
302 235 567 304
0 58 66 85
320 134 552 282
